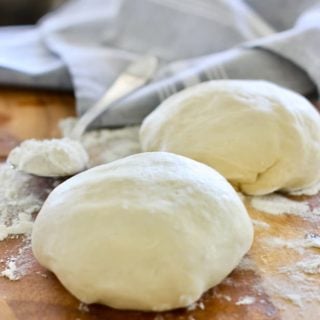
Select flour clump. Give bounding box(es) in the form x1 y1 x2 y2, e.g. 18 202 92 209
8 138 89 177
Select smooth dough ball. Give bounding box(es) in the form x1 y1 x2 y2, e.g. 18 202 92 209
32 152 253 311
7 138 89 177
140 80 320 195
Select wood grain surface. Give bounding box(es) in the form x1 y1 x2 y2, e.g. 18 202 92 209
0 87 75 161
0 87 319 320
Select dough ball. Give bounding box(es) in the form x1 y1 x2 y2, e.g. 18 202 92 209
7 138 89 177
140 80 320 195
32 152 253 311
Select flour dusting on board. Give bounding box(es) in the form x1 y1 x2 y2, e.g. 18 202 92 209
0 164 56 241
288 181 320 196
0 119 141 242
251 219 270 229
237 256 257 271
263 271 320 314
279 255 320 275
1 238 34 280
0 123 142 283
1 116 320 319
186 300 205 311
78 302 90 313
248 189 320 315
0 164 54 279
235 296 256 305
258 229 320 315
296 256 320 274
263 233 320 254
1 257 18 280
250 194 320 217
59 118 141 167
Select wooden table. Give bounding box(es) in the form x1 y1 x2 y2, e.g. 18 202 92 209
0 87 319 320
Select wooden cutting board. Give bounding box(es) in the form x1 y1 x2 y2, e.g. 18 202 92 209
0 87 319 320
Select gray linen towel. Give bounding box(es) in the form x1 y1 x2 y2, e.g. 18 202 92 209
0 0 319 127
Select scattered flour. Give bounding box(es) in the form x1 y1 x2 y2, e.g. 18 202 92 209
264 274 320 311
59 118 141 167
7 138 89 177
1 238 33 280
303 233 320 248
1 257 18 280
0 163 53 280
213 292 232 302
186 300 205 311
0 119 141 244
237 256 257 271
35 270 48 278
288 181 320 196
2 116 320 316
280 255 320 275
259 231 320 315
283 293 304 308
262 233 320 254
295 256 320 275
235 296 256 305
237 192 245 202
0 122 175 287
0 164 55 241
78 302 90 313
248 187 320 313
186 303 197 311
251 219 270 229
250 194 320 217
198 301 205 310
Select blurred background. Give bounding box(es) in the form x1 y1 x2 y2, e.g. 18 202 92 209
0 0 65 25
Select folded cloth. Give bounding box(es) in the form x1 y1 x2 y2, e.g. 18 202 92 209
0 26 72 89
0 0 319 127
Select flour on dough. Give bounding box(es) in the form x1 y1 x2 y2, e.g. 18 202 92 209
140 80 320 195
32 152 253 311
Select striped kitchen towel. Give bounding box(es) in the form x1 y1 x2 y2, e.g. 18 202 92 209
0 0 318 127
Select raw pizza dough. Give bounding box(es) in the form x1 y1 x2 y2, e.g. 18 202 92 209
140 80 320 195
32 152 253 311
7 138 89 177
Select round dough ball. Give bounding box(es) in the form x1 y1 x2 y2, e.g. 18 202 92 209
32 152 253 311
7 138 89 177
140 80 320 195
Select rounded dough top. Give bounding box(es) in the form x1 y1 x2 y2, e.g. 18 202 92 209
32 152 253 311
140 80 320 195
